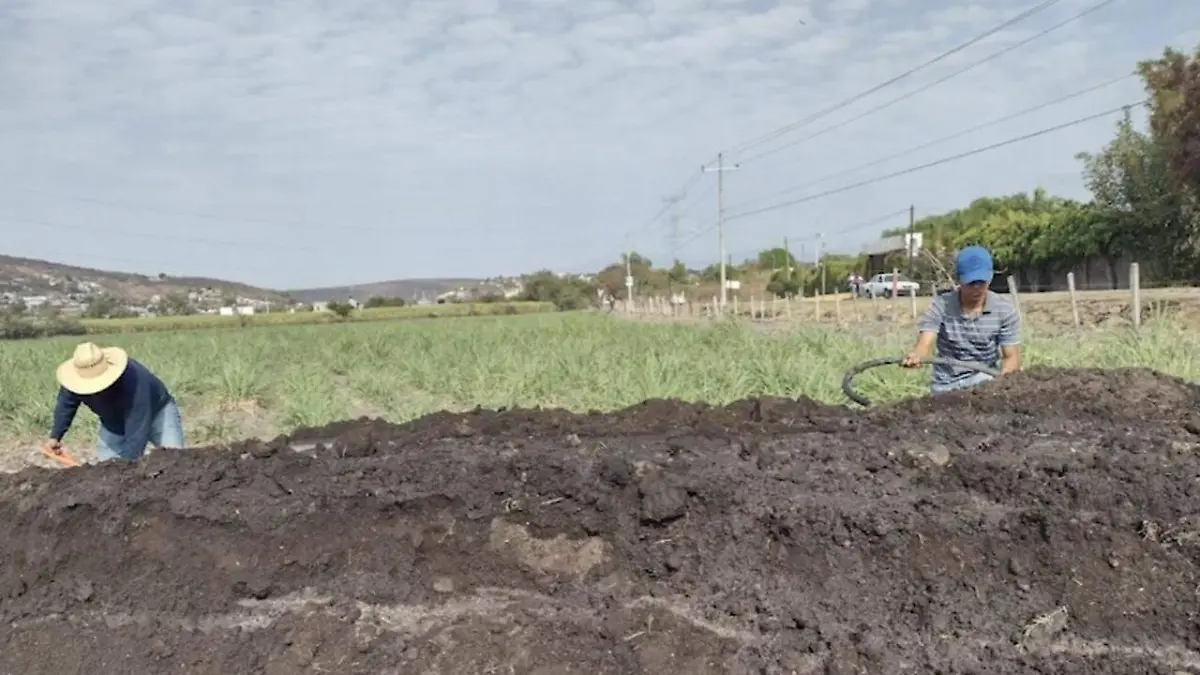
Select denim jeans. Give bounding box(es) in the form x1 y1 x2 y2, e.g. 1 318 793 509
931 371 995 396
96 399 186 461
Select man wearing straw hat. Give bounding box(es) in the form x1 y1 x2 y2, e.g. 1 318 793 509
43 342 185 462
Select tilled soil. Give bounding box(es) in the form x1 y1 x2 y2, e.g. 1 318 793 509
3 367 1200 674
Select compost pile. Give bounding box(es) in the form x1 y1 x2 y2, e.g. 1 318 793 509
4 368 1200 675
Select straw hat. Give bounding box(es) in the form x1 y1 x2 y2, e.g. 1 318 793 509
56 342 129 395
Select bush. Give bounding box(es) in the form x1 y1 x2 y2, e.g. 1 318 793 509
765 272 801 298
520 271 597 311
326 301 355 318
363 296 406 308
0 317 87 340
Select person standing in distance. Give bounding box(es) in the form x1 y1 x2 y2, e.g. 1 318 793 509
900 245 1022 393
44 342 186 462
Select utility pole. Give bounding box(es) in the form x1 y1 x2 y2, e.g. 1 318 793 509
815 234 826 295
907 204 916 277
701 153 740 309
624 236 635 302
783 236 791 280
670 196 684 293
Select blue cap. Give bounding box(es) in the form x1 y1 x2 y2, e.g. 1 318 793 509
955 245 994 284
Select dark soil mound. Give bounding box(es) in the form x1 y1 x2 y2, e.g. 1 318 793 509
3 367 1200 674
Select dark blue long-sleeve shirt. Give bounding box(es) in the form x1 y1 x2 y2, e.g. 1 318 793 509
50 358 173 455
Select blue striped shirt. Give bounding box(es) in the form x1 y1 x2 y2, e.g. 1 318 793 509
918 290 1021 387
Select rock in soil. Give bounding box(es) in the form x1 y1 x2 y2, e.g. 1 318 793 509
3 367 1200 674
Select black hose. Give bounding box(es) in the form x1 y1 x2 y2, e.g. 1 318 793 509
842 356 1003 407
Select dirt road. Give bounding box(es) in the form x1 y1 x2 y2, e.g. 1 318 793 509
3 368 1200 673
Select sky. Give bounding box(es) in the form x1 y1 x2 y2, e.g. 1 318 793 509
0 0 1197 290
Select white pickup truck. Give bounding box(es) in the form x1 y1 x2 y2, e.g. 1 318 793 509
859 272 921 298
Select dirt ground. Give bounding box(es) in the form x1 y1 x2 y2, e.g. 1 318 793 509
4 368 1200 674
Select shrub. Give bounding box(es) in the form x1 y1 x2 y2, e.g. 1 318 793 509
766 272 801 298
0 317 87 340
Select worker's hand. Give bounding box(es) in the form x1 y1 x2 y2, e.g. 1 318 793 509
900 352 923 368
42 438 62 454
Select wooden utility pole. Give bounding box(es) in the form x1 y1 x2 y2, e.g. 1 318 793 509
817 234 826 295
907 204 916 277
701 153 741 310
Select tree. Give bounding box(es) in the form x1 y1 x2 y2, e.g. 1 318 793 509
765 272 800 298
757 247 798 272
326 301 354 318
667 260 689 285
364 296 406 308
155 293 195 316
1077 108 1200 280
1139 46 1200 193
520 270 596 311
698 263 741 282
596 251 669 297
84 295 121 319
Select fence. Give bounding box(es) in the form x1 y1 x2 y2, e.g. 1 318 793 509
615 263 1194 330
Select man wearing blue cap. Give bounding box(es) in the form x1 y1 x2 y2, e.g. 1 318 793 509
901 245 1022 393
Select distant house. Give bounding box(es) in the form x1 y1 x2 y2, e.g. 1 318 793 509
218 306 235 316
312 301 329 312
235 306 255 316
436 290 469 304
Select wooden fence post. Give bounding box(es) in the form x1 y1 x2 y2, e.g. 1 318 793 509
1006 275 1021 326
891 267 899 315
1130 262 1141 329
1066 272 1080 327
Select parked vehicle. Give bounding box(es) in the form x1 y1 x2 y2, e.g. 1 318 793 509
860 273 920 298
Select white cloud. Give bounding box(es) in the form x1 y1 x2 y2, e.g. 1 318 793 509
0 0 1191 287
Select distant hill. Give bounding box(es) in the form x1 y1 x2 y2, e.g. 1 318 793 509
0 254 287 304
287 278 486 303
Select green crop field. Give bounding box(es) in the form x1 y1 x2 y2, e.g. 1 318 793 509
0 312 1195 457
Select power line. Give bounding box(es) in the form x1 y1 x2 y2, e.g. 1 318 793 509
617 160 716 242
725 102 1142 222
726 72 1135 212
672 182 718 225
833 207 917 238
734 0 1123 165
721 0 1065 159
677 207 911 252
